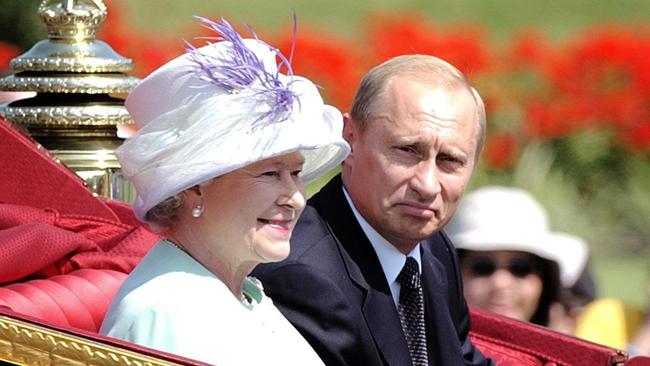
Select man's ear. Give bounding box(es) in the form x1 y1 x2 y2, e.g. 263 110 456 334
342 113 360 170
342 112 357 151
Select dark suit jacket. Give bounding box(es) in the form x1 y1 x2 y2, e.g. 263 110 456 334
253 175 492 366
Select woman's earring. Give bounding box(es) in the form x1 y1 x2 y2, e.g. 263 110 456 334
191 204 203 218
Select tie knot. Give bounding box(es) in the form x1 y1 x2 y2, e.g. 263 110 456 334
397 256 420 289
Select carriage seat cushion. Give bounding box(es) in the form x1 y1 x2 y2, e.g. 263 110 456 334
469 307 628 366
0 269 127 332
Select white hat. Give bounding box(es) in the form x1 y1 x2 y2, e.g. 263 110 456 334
446 186 589 287
116 18 350 222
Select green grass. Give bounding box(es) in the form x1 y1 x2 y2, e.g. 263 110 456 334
124 0 650 41
592 256 649 309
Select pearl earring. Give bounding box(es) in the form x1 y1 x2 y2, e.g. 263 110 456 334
191 205 203 218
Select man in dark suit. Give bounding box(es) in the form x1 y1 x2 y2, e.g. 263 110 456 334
253 55 493 366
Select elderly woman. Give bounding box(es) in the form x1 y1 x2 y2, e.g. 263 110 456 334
100 18 349 366
446 186 589 327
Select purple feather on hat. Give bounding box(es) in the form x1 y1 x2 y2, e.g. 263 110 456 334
184 16 299 129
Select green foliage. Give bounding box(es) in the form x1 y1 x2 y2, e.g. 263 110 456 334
306 166 340 198
0 0 45 51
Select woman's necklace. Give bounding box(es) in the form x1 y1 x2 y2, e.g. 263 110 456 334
164 238 255 307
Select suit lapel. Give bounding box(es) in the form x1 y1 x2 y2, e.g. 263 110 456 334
311 175 412 366
421 238 464 366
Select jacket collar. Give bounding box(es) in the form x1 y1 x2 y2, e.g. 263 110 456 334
310 175 412 366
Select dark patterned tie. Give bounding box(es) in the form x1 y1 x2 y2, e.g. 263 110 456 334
397 256 429 366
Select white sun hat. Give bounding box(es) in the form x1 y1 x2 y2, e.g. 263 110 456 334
446 186 589 287
116 18 350 222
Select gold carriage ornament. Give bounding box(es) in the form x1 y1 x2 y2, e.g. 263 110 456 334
0 0 138 202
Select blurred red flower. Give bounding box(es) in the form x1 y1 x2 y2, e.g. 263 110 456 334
524 99 589 139
550 26 650 97
620 119 650 153
483 133 519 170
505 29 555 71
0 42 20 74
550 27 649 113
272 26 363 110
515 24 650 153
365 12 492 78
98 0 182 77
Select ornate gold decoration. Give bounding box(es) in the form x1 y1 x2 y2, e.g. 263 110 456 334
10 56 132 73
39 0 107 42
3 106 132 126
10 0 133 75
0 314 185 365
0 0 140 202
0 74 139 94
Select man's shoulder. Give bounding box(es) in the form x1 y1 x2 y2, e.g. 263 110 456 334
255 204 344 275
290 204 331 245
423 230 457 264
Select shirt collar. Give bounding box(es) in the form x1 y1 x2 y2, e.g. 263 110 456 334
342 187 422 285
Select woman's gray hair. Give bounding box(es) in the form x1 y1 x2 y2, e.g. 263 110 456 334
144 180 213 228
349 54 486 159
145 193 184 228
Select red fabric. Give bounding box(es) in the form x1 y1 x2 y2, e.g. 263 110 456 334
627 356 650 366
470 307 628 366
0 119 118 221
0 203 157 284
0 269 127 332
0 117 160 284
471 336 545 366
0 116 160 333
0 115 162 345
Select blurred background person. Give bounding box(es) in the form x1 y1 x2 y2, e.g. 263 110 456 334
452 186 650 352
446 186 589 329
547 233 597 335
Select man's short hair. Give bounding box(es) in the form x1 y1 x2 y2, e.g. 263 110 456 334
349 54 486 158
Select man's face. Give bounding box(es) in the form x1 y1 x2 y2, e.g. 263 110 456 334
342 76 479 253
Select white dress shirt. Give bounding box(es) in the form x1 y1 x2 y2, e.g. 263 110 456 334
343 188 422 307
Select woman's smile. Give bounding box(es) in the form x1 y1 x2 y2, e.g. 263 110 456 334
258 218 294 236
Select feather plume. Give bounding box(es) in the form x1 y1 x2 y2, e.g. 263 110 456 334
184 17 299 129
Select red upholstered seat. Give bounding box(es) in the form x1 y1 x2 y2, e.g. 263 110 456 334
0 119 159 333
470 307 629 366
0 269 127 332
627 356 650 365
471 336 544 366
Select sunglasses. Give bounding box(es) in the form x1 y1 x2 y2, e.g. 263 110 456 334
465 256 541 278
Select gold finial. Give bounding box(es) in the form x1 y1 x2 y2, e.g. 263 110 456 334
7 0 133 73
38 0 107 43
0 0 138 201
